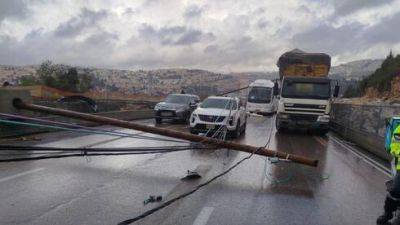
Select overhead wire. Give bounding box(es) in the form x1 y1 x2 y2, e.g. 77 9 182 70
0 149 191 162
0 115 188 143
0 145 211 152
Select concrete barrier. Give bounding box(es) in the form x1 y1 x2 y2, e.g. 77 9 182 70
330 102 400 161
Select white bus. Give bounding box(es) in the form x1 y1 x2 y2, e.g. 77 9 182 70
246 79 277 115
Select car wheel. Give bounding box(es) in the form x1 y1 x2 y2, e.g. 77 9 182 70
155 118 162 124
190 128 198 135
230 120 241 138
242 122 247 134
185 113 190 124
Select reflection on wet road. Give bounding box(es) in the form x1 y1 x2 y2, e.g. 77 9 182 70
0 116 389 225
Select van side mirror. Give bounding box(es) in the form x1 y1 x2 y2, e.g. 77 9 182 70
273 82 279 96
333 85 340 97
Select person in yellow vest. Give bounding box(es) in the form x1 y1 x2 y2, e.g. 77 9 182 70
377 124 400 224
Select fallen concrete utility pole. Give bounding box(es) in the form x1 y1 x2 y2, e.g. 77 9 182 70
13 98 318 167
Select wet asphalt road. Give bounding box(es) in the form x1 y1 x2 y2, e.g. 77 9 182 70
0 115 391 225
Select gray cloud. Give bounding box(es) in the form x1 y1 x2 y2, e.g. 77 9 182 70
330 0 394 16
54 8 109 38
364 12 400 44
292 23 365 54
184 5 203 19
0 0 29 22
139 24 214 46
293 9 400 56
1 0 400 71
257 18 269 29
0 28 118 67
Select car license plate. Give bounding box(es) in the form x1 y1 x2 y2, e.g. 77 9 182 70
161 112 173 117
297 121 310 125
206 124 215 129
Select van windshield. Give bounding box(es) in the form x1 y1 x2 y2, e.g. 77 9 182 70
248 87 272 103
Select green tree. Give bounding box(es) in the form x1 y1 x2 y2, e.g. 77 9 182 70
359 51 400 94
37 60 57 87
36 60 93 93
19 75 38 86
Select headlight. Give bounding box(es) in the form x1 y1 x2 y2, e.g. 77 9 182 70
176 107 186 112
317 115 330 122
279 114 289 119
154 105 160 110
191 113 197 123
394 134 400 141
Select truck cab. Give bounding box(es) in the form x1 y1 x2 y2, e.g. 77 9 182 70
275 49 339 134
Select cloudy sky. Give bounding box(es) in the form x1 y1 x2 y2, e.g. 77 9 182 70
0 0 399 72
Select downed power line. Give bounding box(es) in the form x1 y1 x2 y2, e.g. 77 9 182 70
12 98 318 167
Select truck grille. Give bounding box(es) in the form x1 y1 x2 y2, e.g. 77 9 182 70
284 104 325 113
198 115 225 122
288 104 325 109
289 114 318 122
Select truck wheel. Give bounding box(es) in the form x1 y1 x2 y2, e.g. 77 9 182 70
155 118 162 124
275 117 286 133
317 129 329 136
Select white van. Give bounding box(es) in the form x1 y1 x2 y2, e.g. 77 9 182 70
246 79 277 115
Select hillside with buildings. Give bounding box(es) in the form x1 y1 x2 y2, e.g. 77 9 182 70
0 57 387 100
0 64 270 99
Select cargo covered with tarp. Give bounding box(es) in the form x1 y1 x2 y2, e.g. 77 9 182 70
277 49 331 78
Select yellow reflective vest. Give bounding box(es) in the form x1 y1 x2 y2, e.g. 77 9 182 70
390 125 400 170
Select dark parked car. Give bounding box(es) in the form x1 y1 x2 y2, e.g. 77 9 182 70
154 94 200 124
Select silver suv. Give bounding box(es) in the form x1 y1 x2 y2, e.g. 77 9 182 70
154 94 200 124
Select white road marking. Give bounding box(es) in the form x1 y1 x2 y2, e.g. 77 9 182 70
192 207 214 225
329 135 391 177
0 168 44 183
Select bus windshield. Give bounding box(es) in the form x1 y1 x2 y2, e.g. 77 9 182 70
248 87 272 103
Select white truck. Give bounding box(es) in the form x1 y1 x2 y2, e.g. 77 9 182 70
274 49 339 134
246 79 277 115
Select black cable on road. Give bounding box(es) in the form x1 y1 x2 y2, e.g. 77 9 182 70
117 147 263 225
118 118 275 225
